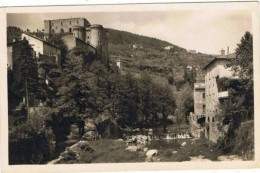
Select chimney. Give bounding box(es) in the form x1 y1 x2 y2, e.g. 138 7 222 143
227 46 229 55
221 48 225 56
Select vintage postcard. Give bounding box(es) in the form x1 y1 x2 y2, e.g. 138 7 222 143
0 2 259 173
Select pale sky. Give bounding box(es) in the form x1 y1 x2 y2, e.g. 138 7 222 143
7 11 252 55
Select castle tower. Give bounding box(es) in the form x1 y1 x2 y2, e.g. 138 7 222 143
89 24 109 66
44 20 51 39
72 26 86 41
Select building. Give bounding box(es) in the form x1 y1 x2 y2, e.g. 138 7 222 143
203 57 237 142
21 33 61 67
221 49 225 56
7 40 24 70
44 18 90 36
194 83 206 118
44 18 109 65
164 46 173 50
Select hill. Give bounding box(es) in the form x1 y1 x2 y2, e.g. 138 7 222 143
107 28 214 84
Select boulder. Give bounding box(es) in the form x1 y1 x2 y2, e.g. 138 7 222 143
172 150 178 154
126 145 140 152
181 142 187 147
146 149 158 157
84 119 97 132
82 131 98 140
95 111 122 139
116 138 124 142
143 147 149 152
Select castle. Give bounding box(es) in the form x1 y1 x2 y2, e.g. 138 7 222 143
44 18 109 65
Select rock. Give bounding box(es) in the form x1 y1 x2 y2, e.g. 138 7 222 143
82 131 98 140
146 149 158 157
217 155 242 161
85 121 97 132
77 141 94 152
133 128 140 132
181 142 187 146
126 145 140 152
126 135 150 144
143 147 149 152
116 138 124 142
172 150 178 154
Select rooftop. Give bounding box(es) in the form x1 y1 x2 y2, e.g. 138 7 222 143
203 57 231 70
22 32 61 50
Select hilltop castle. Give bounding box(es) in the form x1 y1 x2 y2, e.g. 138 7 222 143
44 18 109 65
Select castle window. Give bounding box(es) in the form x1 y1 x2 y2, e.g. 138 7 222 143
70 21 71 24
202 93 205 99
77 20 79 24
212 117 215 122
61 22 63 26
208 117 210 122
69 28 72 32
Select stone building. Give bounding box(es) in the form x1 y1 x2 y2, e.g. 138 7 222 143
44 18 109 65
203 57 237 142
44 18 90 36
21 33 61 67
194 83 206 119
7 41 24 70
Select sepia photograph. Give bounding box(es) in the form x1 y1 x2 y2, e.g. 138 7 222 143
0 1 259 172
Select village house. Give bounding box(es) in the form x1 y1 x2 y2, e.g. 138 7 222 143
7 40 25 70
203 57 237 142
21 32 62 68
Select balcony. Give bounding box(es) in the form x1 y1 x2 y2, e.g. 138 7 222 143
218 91 228 99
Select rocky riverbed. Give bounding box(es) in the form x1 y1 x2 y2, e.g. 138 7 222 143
48 123 243 164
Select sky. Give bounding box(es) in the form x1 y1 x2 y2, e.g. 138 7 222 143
7 10 252 55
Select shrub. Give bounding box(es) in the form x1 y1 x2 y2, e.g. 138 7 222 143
9 107 56 164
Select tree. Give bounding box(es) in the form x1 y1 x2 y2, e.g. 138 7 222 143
8 40 42 118
227 31 253 79
217 32 254 155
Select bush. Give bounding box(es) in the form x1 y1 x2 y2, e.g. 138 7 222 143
9 107 56 164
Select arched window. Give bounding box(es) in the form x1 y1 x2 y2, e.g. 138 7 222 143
69 28 72 32
212 117 215 122
208 117 210 122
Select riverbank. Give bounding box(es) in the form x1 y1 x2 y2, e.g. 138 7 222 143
55 135 243 164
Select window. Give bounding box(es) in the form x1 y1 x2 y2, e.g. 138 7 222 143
70 21 71 24
202 93 205 99
208 117 210 122
69 28 72 32
77 20 79 24
61 22 63 26
212 117 215 122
